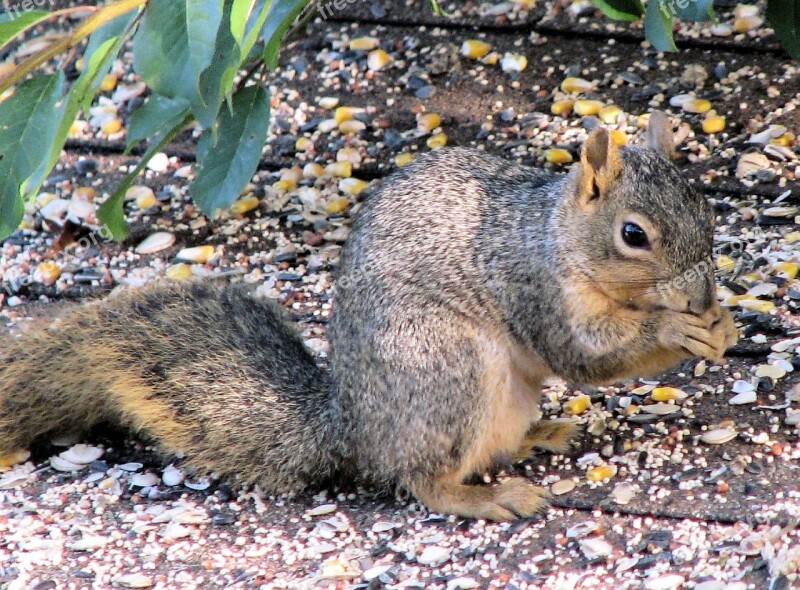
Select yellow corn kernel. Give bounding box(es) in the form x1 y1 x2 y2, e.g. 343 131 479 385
682 98 712 114
460 39 492 60
771 133 795 147
176 245 215 264
652 387 688 401
734 16 763 33
339 120 366 135
610 129 628 146
100 74 118 92
367 49 392 71
551 99 574 116
417 113 442 133
303 163 325 178
563 394 591 416
395 153 415 167
716 256 735 272
296 137 313 152
738 299 775 313
339 178 369 196
742 273 762 285
325 197 350 215
325 161 352 178
561 77 595 94
587 465 616 482
427 133 448 149
349 36 379 51
573 100 604 116
135 189 158 210
544 148 573 165
272 179 296 192
69 120 86 138
334 106 363 124
35 261 60 285
0 449 29 470
230 194 260 214
74 186 97 201
481 52 500 66
774 262 799 280
101 118 123 135
166 263 193 281
702 114 726 134
725 294 754 305
599 105 623 125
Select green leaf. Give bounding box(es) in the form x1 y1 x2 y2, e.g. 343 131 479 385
671 0 714 22
767 0 800 60
231 0 256 43
193 1 242 129
84 9 137 66
190 85 269 213
26 37 123 201
644 0 678 52
98 113 193 241
0 74 64 239
588 0 644 21
262 0 310 69
127 95 191 151
132 0 224 103
0 10 51 52
241 0 272 60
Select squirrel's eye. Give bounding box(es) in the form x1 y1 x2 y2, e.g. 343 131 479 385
621 222 649 249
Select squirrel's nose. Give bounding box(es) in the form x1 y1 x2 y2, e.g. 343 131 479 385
688 279 715 314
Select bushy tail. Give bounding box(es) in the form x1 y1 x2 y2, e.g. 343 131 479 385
0 281 338 493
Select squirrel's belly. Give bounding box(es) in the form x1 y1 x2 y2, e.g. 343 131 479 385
454 329 548 480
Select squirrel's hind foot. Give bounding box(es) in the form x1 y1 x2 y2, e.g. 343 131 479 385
412 477 549 522
514 419 579 462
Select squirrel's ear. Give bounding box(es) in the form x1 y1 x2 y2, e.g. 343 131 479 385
577 127 622 209
646 111 676 160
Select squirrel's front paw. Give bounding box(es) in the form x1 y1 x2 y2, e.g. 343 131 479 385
657 308 734 360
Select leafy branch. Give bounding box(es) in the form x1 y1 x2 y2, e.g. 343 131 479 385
0 0 313 241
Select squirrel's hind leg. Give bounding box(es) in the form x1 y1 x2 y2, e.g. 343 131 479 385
411 475 549 522
514 419 579 462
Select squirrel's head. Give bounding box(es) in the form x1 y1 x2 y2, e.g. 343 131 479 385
562 112 716 316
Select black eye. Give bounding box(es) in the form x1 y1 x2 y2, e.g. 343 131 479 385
621 222 649 249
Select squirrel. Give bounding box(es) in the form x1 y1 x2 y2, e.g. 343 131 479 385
0 112 737 521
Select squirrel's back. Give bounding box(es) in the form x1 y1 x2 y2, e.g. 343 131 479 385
0 281 338 492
